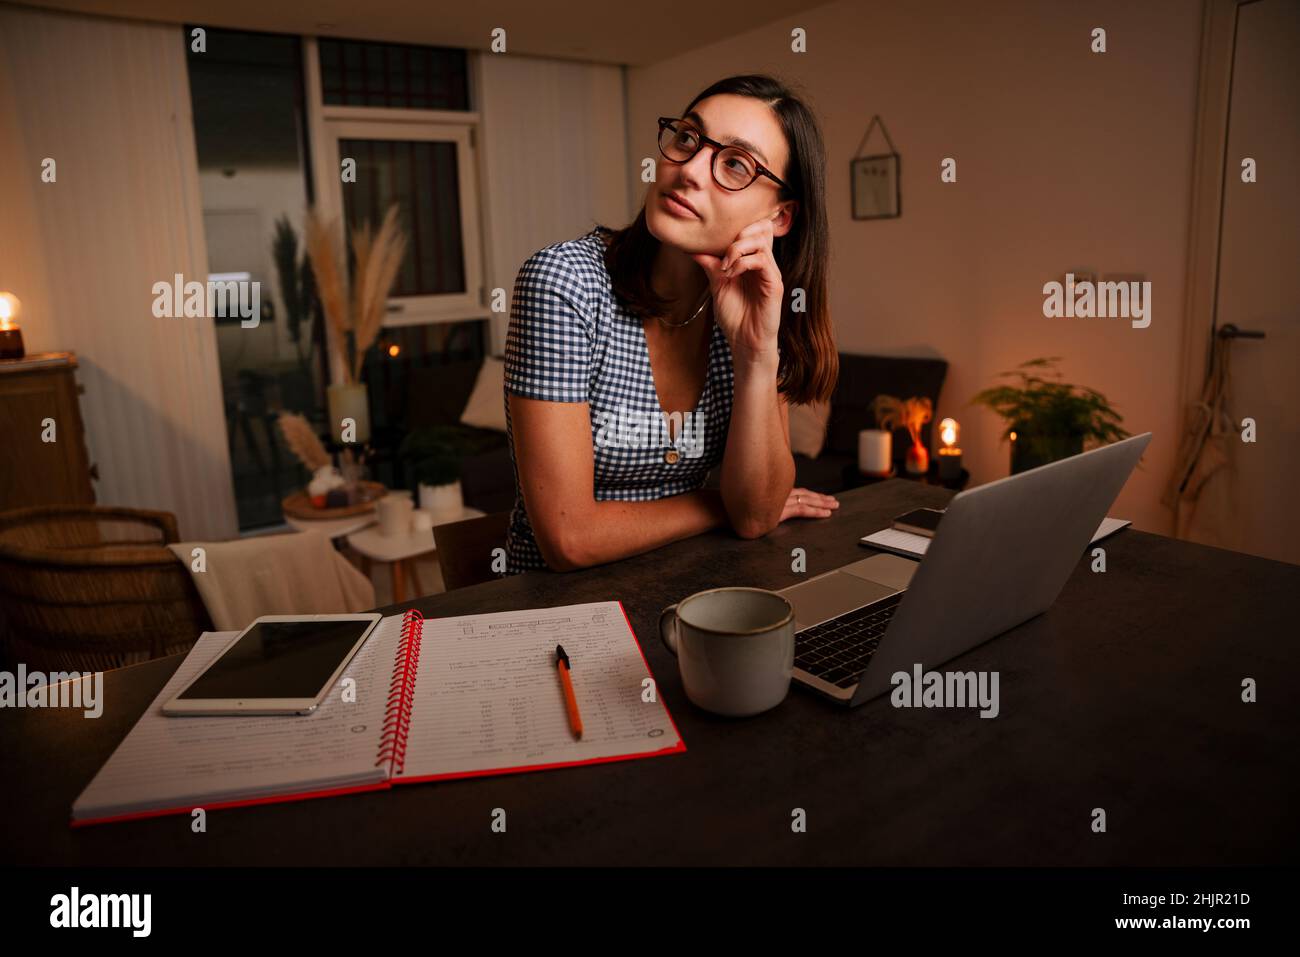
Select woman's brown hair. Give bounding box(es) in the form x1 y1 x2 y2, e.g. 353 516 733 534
600 73 837 405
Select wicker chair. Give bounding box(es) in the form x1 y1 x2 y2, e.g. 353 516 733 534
0 505 213 672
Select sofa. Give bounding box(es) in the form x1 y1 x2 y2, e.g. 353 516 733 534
704 352 948 494
407 351 947 513
405 361 515 514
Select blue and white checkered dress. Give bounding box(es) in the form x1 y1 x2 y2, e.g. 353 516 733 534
502 226 734 574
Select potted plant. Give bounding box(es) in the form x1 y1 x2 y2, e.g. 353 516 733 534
399 425 465 518
271 216 318 379
972 357 1130 473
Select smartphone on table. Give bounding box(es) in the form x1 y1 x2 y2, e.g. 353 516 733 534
891 507 945 538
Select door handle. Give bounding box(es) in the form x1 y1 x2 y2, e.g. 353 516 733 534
1217 323 1265 339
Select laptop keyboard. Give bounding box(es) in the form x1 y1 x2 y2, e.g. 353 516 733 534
794 592 904 689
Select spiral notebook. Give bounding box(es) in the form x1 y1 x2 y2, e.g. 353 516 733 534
71 601 684 826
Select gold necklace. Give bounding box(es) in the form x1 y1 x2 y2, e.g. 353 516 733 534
655 287 710 328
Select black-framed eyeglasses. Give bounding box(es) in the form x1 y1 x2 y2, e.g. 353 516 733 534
657 116 789 193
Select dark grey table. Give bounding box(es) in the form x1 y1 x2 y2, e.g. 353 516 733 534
3 480 1296 865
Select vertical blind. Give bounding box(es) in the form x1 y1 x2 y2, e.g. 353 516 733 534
0 6 238 540
476 56 632 355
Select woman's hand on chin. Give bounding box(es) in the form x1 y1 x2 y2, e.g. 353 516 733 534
779 487 839 522
691 218 783 366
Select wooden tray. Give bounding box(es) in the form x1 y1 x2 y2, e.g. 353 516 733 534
281 481 387 520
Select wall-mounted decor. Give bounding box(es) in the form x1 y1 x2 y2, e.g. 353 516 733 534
851 115 901 220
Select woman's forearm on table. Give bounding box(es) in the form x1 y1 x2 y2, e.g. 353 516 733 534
719 353 795 538
538 489 728 571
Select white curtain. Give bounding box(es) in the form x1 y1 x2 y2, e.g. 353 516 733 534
476 54 631 355
0 5 237 540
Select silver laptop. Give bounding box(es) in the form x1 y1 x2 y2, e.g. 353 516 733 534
779 433 1151 706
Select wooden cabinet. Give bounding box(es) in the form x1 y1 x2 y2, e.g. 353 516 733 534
0 353 96 509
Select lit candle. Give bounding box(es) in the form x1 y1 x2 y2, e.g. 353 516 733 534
937 417 963 481
0 292 25 360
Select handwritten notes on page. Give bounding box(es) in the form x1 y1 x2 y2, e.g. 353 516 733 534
397 601 683 781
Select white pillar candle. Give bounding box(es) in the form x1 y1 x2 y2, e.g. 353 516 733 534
326 382 371 444
858 429 892 475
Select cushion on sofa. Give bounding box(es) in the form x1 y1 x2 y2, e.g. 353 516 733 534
789 400 831 459
703 353 947 495
459 356 507 432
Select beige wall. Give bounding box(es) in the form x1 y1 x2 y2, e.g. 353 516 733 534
627 0 1204 533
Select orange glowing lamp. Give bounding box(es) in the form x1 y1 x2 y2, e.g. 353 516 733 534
0 292 25 360
937 417 963 481
939 418 961 453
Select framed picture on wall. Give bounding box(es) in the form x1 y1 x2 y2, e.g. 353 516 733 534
851 153 901 220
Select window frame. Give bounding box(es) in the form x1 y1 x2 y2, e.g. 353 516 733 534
302 37 488 387
321 118 484 328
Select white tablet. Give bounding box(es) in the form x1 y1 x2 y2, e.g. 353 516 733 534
162 613 382 716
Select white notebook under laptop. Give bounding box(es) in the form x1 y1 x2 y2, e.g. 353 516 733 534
861 516 1132 559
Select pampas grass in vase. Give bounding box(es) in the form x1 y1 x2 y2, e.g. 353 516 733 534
873 395 934 474
304 204 408 445
277 411 331 472
279 410 342 506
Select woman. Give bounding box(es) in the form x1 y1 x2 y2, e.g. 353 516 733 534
503 74 839 574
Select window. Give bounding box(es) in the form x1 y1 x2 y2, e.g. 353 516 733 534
187 32 490 527
319 39 469 110
313 35 483 323
187 27 325 530
340 138 467 297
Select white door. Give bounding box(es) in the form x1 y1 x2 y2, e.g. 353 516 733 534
1207 0 1300 565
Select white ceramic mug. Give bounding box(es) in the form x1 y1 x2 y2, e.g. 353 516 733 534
658 587 795 717
376 492 414 537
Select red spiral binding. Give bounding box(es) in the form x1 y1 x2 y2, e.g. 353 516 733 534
376 609 424 776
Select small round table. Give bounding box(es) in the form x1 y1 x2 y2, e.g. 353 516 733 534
347 506 485 602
